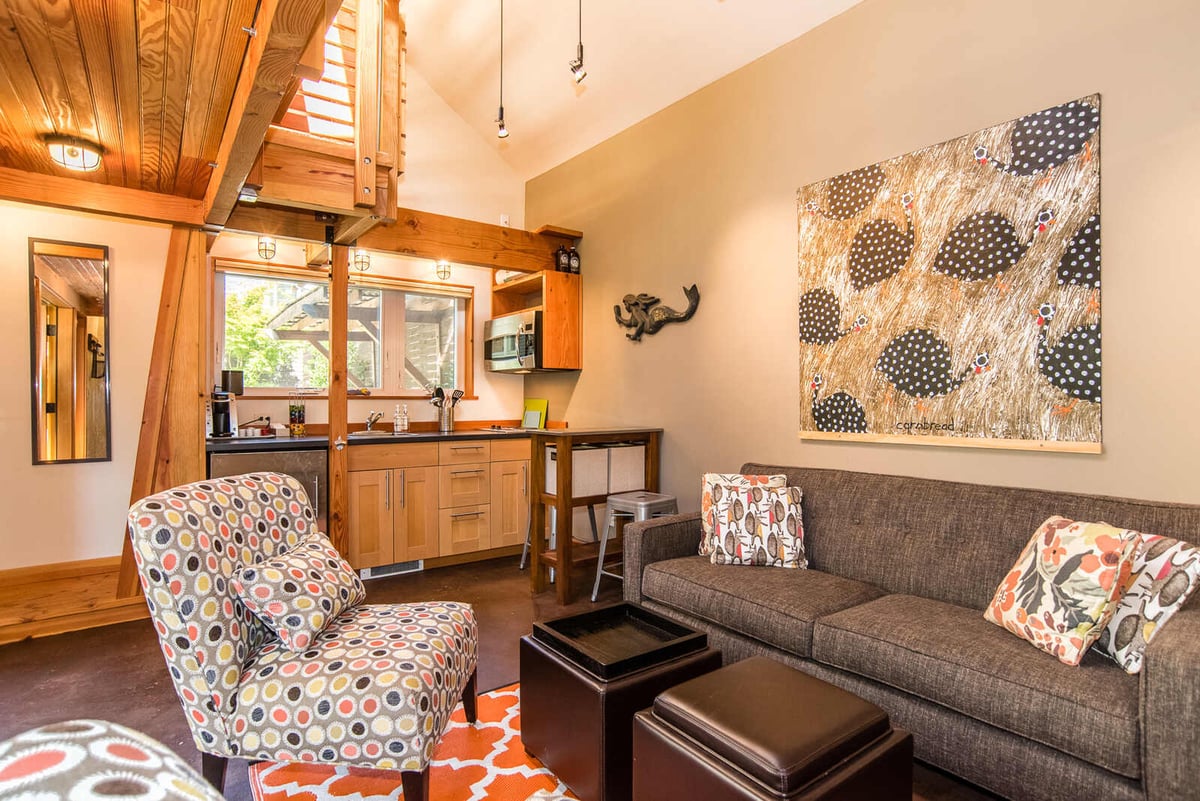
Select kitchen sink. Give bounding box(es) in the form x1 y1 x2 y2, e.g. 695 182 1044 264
349 430 398 438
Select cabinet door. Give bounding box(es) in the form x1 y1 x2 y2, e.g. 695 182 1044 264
439 505 491 555
347 469 394 569
440 463 490 507
491 460 530 548
395 466 440 562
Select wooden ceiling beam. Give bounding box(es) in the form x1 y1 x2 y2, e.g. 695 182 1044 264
203 0 330 227
0 164 203 226
222 203 329 242
357 208 560 273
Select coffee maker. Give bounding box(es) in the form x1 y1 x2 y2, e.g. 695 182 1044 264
206 370 243 438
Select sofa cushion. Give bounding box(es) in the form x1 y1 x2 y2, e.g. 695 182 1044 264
985 517 1139 666
700 473 788 556
1097 533 1200 674
710 486 807 569
642 558 886 657
812 594 1140 779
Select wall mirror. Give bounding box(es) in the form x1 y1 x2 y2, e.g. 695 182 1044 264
29 239 111 464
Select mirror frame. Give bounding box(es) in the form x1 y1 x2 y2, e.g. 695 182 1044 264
28 238 112 465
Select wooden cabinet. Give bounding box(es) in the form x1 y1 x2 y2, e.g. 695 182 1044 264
347 437 531 570
491 271 582 370
490 458 530 548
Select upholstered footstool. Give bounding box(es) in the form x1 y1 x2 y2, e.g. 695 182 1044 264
632 657 912 801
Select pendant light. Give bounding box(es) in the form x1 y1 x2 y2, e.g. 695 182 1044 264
569 0 586 83
496 0 508 138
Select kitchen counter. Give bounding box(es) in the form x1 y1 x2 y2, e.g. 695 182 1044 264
205 428 534 453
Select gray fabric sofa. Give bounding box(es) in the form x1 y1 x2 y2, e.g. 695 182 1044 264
623 465 1200 801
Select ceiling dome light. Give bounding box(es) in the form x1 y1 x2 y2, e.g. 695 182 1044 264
43 134 103 172
257 236 277 260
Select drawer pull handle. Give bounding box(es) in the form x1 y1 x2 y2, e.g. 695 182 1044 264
450 445 485 451
450 469 485 476
450 510 484 519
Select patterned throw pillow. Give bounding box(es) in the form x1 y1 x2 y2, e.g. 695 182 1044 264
699 473 788 556
709 486 807 569
985 516 1140 666
232 531 366 650
1096 534 1200 674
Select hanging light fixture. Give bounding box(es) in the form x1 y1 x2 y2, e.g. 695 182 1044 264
568 0 586 83
257 236 277 260
43 134 103 172
435 260 451 280
353 249 371 272
495 0 508 138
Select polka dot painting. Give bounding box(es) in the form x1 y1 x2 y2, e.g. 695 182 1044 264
798 288 855 345
1057 213 1101 288
848 192 915 290
981 99 1099 176
1037 316 1102 403
875 329 974 398
820 164 886 220
933 211 1032 281
811 376 868 433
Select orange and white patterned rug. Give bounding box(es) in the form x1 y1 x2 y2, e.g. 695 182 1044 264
248 684 578 801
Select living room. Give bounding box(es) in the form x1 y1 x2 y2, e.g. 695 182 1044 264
2 2 1198 801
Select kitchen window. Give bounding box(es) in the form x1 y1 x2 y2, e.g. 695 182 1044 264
213 261 473 396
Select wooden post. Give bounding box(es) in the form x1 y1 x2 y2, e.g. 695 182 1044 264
354 0 380 209
327 245 350 554
117 228 207 598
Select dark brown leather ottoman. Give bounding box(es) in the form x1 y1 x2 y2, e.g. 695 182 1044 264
520 603 721 801
632 656 913 800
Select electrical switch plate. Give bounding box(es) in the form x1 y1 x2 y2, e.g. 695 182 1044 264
500 214 510 227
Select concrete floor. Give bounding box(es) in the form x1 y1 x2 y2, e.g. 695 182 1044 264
0 556 996 800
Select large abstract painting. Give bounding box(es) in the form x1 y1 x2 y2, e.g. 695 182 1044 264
797 95 1101 452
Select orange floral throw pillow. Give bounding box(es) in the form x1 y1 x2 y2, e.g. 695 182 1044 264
985 516 1140 666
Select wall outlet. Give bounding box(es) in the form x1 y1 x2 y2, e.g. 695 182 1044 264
500 214 510 227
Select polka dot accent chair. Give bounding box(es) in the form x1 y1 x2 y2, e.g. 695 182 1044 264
0 719 226 801
127 473 478 801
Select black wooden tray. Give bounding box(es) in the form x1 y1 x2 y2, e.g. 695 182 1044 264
532 602 706 680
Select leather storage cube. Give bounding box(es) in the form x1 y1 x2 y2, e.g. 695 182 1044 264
632 657 913 801
520 635 720 801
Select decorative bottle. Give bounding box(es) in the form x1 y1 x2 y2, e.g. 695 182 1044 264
393 404 402 434
400 404 409 433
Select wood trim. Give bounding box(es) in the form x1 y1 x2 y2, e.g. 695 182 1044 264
0 598 148 647
116 228 207 597
358 208 562 273
222 203 329 242
327 244 350 554
0 556 122 588
796 431 1102 453
203 0 329 226
353 0 380 208
534 225 583 240
265 125 355 160
0 164 204 226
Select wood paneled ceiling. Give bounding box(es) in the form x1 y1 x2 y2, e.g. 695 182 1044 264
0 0 259 199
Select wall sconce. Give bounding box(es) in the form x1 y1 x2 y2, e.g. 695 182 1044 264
43 134 103 172
353 250 371 272
257 236 277 260
436 260 451 280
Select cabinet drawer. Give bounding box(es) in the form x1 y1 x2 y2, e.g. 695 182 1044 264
490 437 531 461
439 505 491 555
439 463 490 508
439 440 492 464
348 442 439 471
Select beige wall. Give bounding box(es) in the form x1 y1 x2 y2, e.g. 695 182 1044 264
0 201 170 569
526 0 1200 507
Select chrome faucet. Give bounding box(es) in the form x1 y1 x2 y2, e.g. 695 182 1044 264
365 410 383 430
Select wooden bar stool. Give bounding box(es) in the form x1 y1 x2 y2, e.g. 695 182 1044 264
592 490 678 601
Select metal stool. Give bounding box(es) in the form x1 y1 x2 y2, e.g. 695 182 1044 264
592 490 678 601
520 505 600 574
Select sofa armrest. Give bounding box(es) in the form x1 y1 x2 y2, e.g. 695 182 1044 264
1141 603 1200 800
622 512 703 604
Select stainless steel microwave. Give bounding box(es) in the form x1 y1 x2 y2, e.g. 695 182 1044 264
484 310 543 373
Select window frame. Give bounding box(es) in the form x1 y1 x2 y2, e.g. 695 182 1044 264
212 258 474 400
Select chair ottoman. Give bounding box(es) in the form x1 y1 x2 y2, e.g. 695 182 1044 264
632 657 912 801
